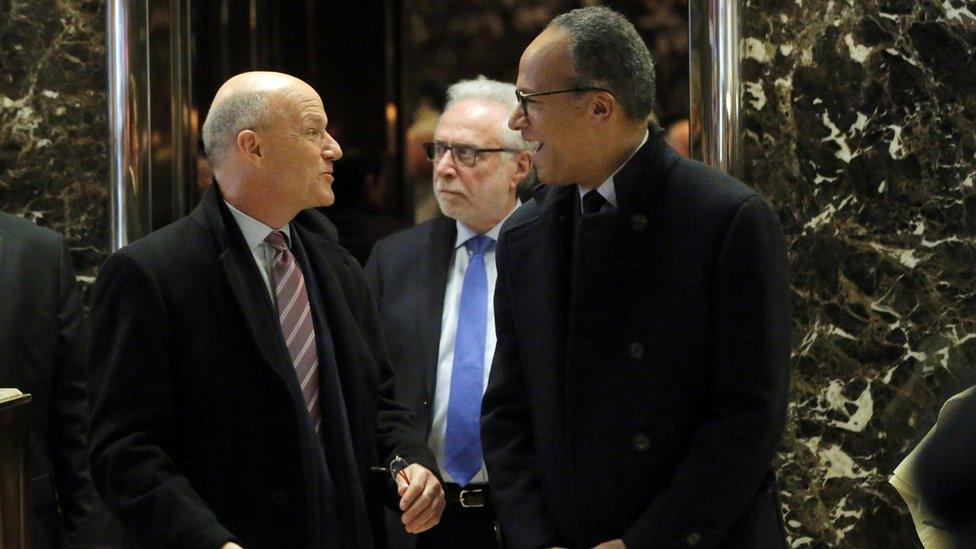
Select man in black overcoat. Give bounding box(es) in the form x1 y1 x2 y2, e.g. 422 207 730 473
0 211 121 547
86 71 444 548
481 7 792 549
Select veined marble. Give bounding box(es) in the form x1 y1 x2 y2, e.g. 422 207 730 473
743 0 976 546
0 0 108 285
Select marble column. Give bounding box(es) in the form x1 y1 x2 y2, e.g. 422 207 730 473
741 0 976 546
0 0 108 284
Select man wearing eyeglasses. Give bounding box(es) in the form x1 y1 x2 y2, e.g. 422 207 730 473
366 76 534 548
481 7 791 549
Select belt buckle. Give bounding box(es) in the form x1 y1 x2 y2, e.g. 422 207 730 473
458 488 485 508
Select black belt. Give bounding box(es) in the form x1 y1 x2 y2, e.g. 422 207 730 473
443 483 491 509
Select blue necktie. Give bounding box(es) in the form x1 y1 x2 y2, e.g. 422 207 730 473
445 234 493 486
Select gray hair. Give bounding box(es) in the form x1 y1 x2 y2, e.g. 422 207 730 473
549 6 656 121
444 76 534 152
201 91 281 169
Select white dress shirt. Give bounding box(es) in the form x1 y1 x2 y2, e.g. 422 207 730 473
577 129 649 213
224 201 291 304
429 204 519 485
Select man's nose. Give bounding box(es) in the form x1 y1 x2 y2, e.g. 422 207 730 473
322 132 342 160
433 150 457 176
508 105 527 131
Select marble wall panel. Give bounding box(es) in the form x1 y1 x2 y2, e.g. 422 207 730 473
0 0 108 284
742 0 976 546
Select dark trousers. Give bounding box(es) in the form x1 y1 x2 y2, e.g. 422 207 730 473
416 484 500 549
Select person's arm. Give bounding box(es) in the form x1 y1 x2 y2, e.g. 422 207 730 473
355 255 437 472
48 236 123 546
622 196 791 548
353 258 444 531
87 252 234 548
480 235 563 549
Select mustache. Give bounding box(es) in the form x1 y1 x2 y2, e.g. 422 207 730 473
434 179 466 195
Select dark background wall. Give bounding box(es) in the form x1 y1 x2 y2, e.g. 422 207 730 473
402 0 689 129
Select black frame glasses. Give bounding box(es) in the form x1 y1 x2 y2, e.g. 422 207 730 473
422 142 517 167
514 87 611 117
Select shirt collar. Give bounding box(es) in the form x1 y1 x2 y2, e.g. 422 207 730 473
453 199 521 249
224 200 291 251
578 129 649 209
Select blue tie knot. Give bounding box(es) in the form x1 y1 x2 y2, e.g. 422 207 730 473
465 234 494 256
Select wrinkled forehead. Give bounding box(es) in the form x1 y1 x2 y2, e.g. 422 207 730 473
275 84 328 124
435 100 508 145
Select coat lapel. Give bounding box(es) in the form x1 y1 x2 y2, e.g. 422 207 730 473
196 187 296 384
419 217 456 401
503 186 575 379
290 217 367 431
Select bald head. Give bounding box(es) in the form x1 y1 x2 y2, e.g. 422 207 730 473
200 71 342 228
202 72 315 172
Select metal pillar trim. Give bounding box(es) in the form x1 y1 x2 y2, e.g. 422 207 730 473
689 0 743 178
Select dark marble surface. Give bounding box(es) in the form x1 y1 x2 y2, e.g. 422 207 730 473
0 0 108 284
742 0 976 546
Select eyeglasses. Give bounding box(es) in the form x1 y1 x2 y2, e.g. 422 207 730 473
422 142 517 168
514 87 611 118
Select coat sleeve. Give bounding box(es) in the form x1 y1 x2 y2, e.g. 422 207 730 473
48 235 124 546
87 252 236 548
481 233 563 549
913 386 976 528
352 256 438 476
623 195 791 548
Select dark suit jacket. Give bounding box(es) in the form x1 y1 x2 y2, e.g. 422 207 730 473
365 215 456 443
86 185 436 548
481 133 791 549
365 215 457 548
912 386 976 536
0 211 120 548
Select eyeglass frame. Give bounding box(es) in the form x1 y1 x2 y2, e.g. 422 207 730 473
422 141 519 168
514 86 612 118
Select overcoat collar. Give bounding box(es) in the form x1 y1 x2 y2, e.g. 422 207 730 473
499 130 680 356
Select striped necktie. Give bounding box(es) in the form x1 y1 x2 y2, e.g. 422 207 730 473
265 231 321 434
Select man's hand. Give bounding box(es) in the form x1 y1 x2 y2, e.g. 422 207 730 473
592 540 626 549
396 463 445 534
221 543 243 549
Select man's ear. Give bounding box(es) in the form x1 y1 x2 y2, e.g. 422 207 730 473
512 150 532 187
591 91 614 122
237 130 261 163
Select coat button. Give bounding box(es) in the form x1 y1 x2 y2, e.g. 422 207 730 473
630 214 648 233
628 341 645 360
686 531 702 546
423 400 430 407
632 433 651 452
271 491 288 507
558 214 568 224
